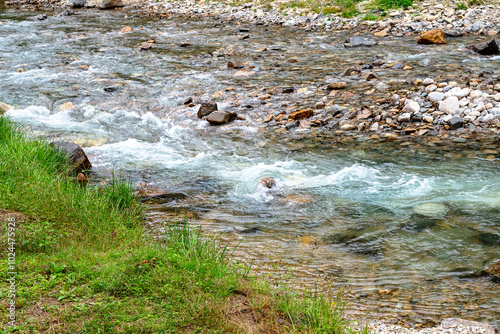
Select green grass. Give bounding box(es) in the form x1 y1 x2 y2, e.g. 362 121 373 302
376 0 412 10
0 116 366 333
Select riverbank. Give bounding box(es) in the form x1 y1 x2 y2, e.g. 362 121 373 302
0 116 362 333
5 0 500 37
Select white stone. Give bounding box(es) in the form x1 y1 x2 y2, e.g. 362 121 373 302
423 78 434 86
443 114 453 122
402 99 420 113
398 112 412 122
474 102 485 112
423 115 434 123
370 122 379 131
459 98 470 107
375 82 389 90
439 96 460 114
493 93 500 102
455 88 470 98
428 92 445 102
464 115 476 122
483 114 497 122
426 84 437 92
469 90 482 99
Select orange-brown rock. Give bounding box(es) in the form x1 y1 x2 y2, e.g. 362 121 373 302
258 177 277 189
263 114 274 123
120 26 133 33
326 82 346 90
288 109 313 120
417 29 446 45
76 173 88 186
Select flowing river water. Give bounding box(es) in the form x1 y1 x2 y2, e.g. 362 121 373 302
1 7 499 328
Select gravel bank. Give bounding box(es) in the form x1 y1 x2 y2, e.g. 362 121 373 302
4 0 500 37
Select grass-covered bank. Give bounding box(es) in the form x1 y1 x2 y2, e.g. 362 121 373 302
0 116 364 333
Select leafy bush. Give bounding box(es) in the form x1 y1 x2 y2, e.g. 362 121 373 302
378 0 412 10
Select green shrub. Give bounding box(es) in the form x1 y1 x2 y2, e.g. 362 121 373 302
377 0 412 10
362 13 378 20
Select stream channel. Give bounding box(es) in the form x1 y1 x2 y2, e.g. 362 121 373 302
1 7 499 328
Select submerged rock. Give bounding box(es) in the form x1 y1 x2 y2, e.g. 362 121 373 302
135 182 187 203
324 231 382 257
51 141 92 174
478 232 500 246
482 260 500 280
470 38 499 55
346 36 378 47
401 217 437 232
413 203 448 218
28 14 48 21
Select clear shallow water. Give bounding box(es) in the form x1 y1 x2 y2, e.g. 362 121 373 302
1 8 499 327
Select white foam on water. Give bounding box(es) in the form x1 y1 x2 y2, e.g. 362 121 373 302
87 137 208 169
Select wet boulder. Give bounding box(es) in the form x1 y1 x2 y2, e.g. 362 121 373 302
258 177 277 189
69 0 87 7
413 203 448 218
0 102 13 115
417 29 446 45
401 217 437 232
197 102 218 118
98 0 124 9
51 141 92 174
206 111 230 125
345 36 378 47
470 38 499 55
28 14 48 21
325 231 381 258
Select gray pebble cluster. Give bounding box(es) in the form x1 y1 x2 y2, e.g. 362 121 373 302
358 319 497 334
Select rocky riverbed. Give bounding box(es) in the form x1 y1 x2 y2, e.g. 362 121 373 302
3 0 500 149
1 1 499 333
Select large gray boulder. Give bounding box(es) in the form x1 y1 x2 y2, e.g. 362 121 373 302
345 36 378 47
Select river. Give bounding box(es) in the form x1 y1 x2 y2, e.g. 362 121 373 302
1 7 499 327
